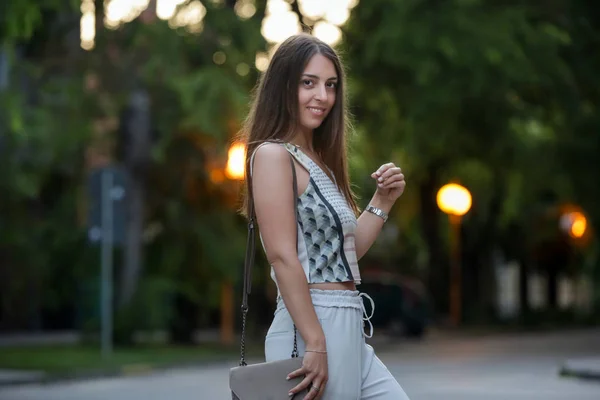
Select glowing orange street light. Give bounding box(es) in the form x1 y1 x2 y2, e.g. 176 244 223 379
436 183 472 326
225 142 246 180
560 211 587 239
436 183 472 216
571 215 587 238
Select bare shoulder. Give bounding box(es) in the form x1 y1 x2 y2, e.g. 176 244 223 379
251 142 294 197
252 142 290 169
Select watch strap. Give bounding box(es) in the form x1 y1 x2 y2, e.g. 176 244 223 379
366 205 389 222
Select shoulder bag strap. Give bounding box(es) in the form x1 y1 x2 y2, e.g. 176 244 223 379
239 152 298 366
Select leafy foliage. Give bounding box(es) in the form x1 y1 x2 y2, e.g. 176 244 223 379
344 0 600 315
1 0 599 335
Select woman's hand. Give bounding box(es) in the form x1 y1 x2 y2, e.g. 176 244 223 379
371 162 406 206
287 351 328 399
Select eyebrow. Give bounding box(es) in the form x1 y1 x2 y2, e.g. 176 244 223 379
302 73 338 81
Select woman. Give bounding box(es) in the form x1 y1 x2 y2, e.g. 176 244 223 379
242 34 410 399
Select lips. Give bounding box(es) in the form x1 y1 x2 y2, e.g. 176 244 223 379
307 106 326 116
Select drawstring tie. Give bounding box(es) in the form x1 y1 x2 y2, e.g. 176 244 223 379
359 292 375 338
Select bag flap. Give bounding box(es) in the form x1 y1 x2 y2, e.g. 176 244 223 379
229 358 306 400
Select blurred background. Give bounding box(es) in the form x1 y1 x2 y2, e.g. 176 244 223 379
1 1 599 399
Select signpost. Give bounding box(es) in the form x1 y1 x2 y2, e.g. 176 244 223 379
88 166 127 358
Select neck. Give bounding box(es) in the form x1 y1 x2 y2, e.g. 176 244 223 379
290 128 314 153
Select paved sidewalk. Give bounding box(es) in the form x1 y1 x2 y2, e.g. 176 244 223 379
560 357 600 380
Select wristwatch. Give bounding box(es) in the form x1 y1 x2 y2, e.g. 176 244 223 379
366 205 389 222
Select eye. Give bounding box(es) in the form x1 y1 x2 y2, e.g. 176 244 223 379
302 79 313 86
326 81 337 89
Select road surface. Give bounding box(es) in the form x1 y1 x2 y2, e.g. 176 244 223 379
1 329 599 400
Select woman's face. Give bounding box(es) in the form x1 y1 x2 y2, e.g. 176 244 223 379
297 54 338 133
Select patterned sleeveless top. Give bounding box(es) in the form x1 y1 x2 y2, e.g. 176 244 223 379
250 142 361 290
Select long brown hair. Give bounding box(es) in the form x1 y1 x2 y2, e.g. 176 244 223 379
239 33 359 217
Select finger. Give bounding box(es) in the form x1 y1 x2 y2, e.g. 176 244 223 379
382 178 406 187
287 366 306 380
290 374 314 397
302 381 322 400
380 173 405 186
375 162 395 176
379 167 402 181
381 181 406 190
311 379 326 400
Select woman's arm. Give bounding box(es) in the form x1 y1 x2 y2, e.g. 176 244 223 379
354 193 394 260
251 143 325 350
354 162 406 260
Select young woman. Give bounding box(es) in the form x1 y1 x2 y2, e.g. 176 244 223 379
242 34 410 400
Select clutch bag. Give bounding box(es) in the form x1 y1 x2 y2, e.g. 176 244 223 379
230 357 308 400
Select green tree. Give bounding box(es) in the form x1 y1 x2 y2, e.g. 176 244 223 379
344 0 595 320
0 1 268 342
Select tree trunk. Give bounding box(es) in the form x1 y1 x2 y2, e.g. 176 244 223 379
169 292 199 345
469 175 505 322
518 246 531 316
119 88 151 307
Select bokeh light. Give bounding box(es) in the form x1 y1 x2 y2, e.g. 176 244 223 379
297 0 326 19
80 0 95 50
226 142 246 180
560 211 588 239
234 0 256 20
324 6 350 26
213 51 226 65
313 21 342 46
236 63 250 76
156 0 186 20
105 0 151 29
81 0 360 50
168 0 207 31
261 0 359 45
255 52 269 71
261 0 301 44
81 0 208 49
436 183 472 217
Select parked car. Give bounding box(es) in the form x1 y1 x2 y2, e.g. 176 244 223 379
359 270 431 338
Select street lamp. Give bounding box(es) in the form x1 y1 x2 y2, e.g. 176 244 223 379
560 211 587 239
436 183 472 326
219 142 247 345
225 142 246 181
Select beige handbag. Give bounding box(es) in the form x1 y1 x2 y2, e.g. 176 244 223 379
229 154 309 399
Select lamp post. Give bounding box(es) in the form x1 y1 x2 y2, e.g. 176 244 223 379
218 142 246 345
436 183 472 326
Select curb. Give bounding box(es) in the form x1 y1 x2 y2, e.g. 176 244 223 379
559 358 600 382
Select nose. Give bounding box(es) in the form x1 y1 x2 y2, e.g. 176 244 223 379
314 84 328 102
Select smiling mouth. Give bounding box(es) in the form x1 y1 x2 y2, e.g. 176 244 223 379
307 107 326 116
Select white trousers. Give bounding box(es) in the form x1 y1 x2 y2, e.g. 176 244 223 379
264 289 411 400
